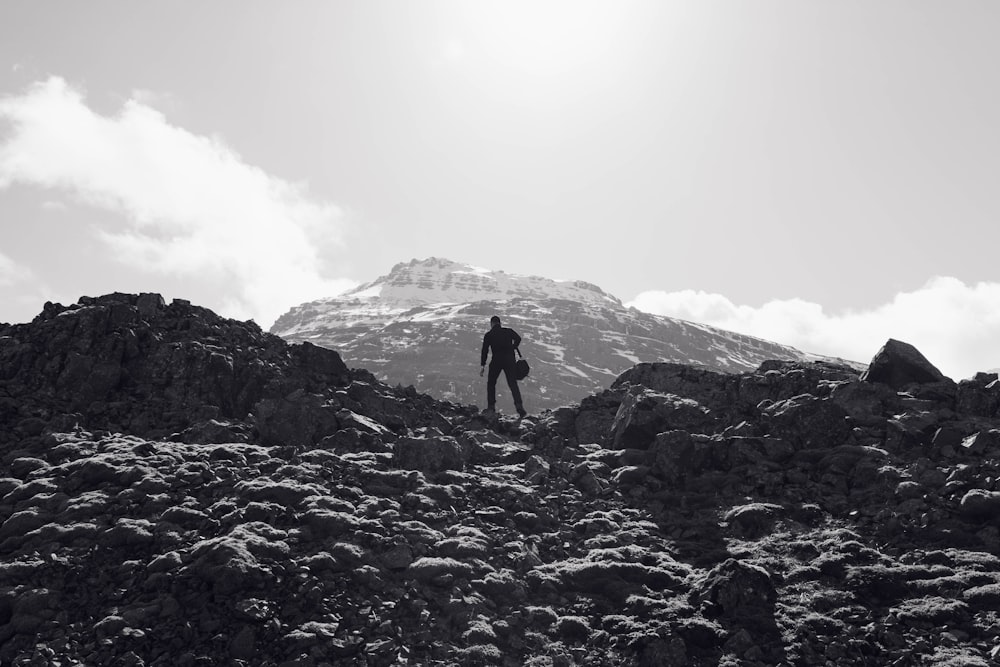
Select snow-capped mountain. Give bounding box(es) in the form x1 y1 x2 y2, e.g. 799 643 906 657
271 258 834 412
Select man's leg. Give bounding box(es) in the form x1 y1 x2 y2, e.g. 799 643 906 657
486 362 502 410
503 360 525 415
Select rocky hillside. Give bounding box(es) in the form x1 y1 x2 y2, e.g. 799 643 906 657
270 258 834 412
4 294 1000 665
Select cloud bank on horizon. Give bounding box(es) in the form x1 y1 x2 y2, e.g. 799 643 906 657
628 276 1000 381
0 76 356 326
1 76 996 382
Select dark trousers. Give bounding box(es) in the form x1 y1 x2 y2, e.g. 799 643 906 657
487 357 523 410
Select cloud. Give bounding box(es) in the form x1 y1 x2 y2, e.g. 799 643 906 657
0 76 356 326
41 199 68 212
627 276 1000 381
0 250 33 287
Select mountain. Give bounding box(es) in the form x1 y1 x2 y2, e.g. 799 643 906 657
271 258 841 412
5 293 1000 665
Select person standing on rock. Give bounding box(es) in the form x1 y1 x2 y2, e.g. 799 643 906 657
480 315 526 417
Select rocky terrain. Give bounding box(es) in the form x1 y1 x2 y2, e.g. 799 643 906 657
271 258 838 412
4 294 1000 665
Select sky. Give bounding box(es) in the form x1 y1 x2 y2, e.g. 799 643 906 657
1 2 998 379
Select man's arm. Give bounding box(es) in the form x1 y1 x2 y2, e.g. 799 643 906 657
481 333 490 367
511 329 522 351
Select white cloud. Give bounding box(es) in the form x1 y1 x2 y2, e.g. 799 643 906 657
0 76 356 326
0 250 32 286
627 276 1000 381
41 199 68 212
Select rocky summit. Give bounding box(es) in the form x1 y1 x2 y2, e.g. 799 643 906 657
270 258 838 413
5 294 1000 666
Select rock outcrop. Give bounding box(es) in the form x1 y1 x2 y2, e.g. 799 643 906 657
861 338 948 389
4 294 1000 666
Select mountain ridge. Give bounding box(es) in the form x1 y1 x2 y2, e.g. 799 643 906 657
271 258 856 412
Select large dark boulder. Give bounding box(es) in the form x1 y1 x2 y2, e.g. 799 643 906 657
608 387 714 449
612 363 734 412
861 339 948 390
691 558 777 622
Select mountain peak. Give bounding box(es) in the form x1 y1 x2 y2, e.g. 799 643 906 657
341 257 621 309
271 258 828 411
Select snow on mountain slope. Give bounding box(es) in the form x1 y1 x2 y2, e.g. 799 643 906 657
271 258 845 412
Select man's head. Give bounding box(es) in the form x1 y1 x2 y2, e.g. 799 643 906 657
490 315 501 328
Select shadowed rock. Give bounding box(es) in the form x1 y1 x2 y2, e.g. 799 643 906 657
5 294 1000 666
861 338 948 389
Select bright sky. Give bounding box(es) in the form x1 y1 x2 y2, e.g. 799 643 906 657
1 2 998 378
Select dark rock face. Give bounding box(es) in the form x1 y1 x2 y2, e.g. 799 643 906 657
861 338 948 389
0 293 351 441
6 300 1000 666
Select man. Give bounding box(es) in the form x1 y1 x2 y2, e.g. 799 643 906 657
480 315 526 417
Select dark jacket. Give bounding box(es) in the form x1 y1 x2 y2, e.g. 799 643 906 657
481 327 521 366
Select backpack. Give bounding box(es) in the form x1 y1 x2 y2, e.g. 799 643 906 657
515 349 530 380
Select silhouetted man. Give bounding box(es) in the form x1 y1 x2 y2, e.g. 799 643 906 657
480 315 526 417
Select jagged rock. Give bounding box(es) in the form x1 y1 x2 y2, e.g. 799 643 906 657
253 393 341 447
613 362 732 411
957 376 1000 417
933 426 965 451
176 419 251 444
5 294 1000 666
608 386 714 448
959 490 1000 521
336 409 392 438
650 430 729 488
574 389 626 445
524 455 551 485
761 394 852 449
961 431 996 454
829 380 897 424
407 556 489 584
0 292 351 440
568 462 605 496
393 435 465 473
691 558 777 623
612 465 651 486
861 339 948 389
724 503 785 538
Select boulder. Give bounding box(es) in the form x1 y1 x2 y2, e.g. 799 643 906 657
393 435 466 473
960 489 1000 520
691 559 777 625
957 377 1000 417
861 339 948 389
574 390 626 444
608 387 713 449
612 363 732 411
524 455 551 484
724 503 784 539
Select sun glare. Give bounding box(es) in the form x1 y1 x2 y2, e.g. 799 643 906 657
455 1 637 77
